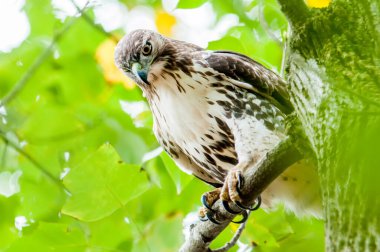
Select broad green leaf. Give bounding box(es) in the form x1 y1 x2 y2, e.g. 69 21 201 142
86 208 134 251
0 196 19 250
177 0 208 9
132 215 183 252
208 35 247 55
7 222 87 252
241 207 324 252
244 221 280 248
62 144 150 221
17 171 66 220
160 152 193 194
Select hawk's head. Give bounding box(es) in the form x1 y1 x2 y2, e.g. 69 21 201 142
114 29 202 87
114 29 166 86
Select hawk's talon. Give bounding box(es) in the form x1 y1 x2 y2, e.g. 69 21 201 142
222 200 242 214
236 172 248 198
206 211 221 225
232 210 249 224
198 199 221 225
235 195 262 211
200 188 221 211
201 194 214 211
237 172 244 191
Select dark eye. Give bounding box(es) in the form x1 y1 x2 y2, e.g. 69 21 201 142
142 41 152 56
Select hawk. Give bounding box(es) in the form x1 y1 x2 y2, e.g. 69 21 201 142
115 29 321 222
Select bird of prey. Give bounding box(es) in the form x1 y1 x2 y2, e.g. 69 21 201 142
114 29 321 222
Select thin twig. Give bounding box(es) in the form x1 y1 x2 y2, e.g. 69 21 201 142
0 1 91 107
69 0 119 42
0 42 54 106
211 212 250 252
258 1 283 47
280 11 289 79
0 130 64 188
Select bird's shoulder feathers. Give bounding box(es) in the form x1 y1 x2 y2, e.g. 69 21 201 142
204 50 293 114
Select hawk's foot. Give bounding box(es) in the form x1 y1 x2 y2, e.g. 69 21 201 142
221 170 243 206
201 188 221 211
198 206 221 224
199 201 250 224
221 170 262 212
200 186 250 224
199 188 221 224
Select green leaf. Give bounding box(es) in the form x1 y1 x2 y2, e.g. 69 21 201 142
132 215 183 252
160 152 193 194
177 0 208 9
86 208 134 250
7 222 87 252
208 35 247 55
62 144 150 221
244 221 280 248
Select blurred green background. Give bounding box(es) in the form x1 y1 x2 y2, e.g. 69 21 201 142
0 0 324 251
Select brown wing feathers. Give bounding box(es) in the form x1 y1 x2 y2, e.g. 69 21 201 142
206 50 293 114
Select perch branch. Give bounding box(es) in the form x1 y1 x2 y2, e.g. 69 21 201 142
180 136 302 252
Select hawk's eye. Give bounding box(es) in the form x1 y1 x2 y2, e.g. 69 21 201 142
142 41 152 56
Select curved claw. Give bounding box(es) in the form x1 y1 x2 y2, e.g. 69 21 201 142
232 210 249 224
235 195 262 211
206 211 221 225
201 194 213 211
222 200 241 214
237 172 244 191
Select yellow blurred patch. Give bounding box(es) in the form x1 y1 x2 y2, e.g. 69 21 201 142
305 0 331 8
95 39 136 89
230 223 239 232
156 11 176 37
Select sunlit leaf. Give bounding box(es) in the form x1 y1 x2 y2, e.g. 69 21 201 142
208 35 247 55
7 222 87 252
177 0 208 9
62 144 151 221
160 152 193 194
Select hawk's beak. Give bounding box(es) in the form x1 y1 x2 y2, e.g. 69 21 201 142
132 62 149 85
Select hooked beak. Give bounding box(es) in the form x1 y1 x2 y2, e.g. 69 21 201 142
132 62 149 85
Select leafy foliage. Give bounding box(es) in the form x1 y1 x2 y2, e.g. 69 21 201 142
0 0 324 251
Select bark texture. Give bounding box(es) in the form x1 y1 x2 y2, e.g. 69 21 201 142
278 0 380 251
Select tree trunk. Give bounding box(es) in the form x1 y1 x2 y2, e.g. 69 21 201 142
278 0 380 251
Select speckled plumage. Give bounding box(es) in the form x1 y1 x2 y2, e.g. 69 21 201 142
115 30 321 217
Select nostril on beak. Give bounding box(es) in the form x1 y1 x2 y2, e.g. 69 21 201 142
132 62 149 85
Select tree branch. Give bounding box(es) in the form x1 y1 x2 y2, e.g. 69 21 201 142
277 0 310 28
69 0 119 42
212 214 249 252
180 136 302 252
